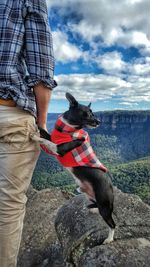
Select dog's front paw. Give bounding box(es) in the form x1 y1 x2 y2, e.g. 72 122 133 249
57 138 85 157
38 127 51 141
79 137 85 142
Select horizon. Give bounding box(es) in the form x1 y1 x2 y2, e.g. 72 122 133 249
46 0 150 113
48 98 150 113
48 105 150 114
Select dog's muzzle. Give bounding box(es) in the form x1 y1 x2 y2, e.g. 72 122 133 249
95 118 100 126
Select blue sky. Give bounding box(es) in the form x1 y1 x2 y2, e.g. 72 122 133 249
46 0 150 113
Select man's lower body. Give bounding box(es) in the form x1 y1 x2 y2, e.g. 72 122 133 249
0 105 40 267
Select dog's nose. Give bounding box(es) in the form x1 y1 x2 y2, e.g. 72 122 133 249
95 118 100 125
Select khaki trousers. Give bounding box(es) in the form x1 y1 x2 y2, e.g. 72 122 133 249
0 106 40 267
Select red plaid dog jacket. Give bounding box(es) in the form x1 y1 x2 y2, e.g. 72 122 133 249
41 116 107 172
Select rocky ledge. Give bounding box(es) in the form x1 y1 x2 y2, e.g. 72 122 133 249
18 187 150 267
55 187 150 267
18 186 67 267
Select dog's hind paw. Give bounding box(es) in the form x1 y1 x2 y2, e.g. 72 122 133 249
102 237 114 245
103 228 115 244
88 208 99 214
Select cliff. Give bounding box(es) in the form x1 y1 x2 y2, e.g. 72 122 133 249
96 110 150 131
89 110 150 161
18 186 150 267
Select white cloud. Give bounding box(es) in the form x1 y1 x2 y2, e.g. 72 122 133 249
127 0 143 3
53 31 82 63
129 62 150 76
68 20 102 43
96 51 127 74
53 73 126 100
119 102 138 106
104 30 150 54
47 0 150 52
53 72 150 105
48 0 150 58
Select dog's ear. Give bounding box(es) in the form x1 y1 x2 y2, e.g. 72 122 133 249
66 92 78 107
88 102 91 108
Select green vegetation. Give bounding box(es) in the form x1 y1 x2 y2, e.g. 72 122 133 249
32 156 150 204
110 158 150 204
32 169 74 190
90 134 123 165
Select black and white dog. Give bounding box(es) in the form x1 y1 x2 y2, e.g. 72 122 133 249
32 93 116 244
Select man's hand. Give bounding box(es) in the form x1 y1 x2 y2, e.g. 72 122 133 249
33 82 52 131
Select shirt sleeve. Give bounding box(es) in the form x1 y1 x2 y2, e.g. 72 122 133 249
24 0 57 89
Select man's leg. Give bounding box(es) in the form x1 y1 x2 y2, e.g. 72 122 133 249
0 108 40 267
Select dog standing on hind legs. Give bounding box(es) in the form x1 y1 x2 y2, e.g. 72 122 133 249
71 167 115 244
33 92 116 244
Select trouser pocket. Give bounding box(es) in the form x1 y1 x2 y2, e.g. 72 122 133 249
0 115 39 151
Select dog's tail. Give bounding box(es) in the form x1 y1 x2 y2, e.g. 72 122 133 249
106 171 121 221
107 171 114 181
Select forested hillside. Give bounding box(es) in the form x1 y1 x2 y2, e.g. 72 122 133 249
92 110 150 161
111 157 150 204
32 110 150 204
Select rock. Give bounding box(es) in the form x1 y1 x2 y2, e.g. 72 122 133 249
18 186 67 267
55 187 150 267
34 243 67 267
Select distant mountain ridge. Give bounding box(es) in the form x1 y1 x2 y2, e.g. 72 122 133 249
47 110 150 132
93 110 150 133
92 110 150 161
47 110 150 161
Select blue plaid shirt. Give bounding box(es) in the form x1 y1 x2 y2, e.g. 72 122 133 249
0 0 56 116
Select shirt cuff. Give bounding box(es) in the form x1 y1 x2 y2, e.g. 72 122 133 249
27 77 57 90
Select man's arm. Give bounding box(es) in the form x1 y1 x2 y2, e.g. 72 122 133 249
33 82 51 130
24 0 56 128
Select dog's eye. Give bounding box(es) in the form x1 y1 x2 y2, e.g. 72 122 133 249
83 111 88 117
